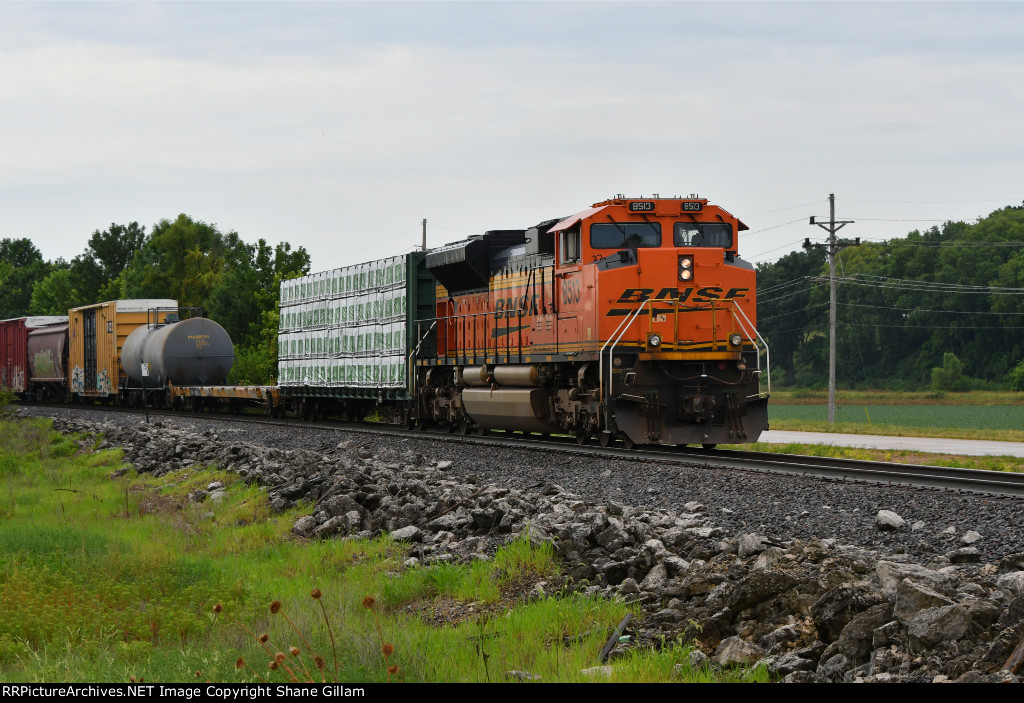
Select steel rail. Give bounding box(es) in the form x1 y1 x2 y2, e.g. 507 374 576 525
25 403 1024 499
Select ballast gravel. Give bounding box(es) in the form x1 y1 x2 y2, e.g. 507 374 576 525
20 405 1024 561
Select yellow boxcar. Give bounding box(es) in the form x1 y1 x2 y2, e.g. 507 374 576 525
68 299 177 400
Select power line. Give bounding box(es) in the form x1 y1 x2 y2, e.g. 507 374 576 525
741 219 806 238
759 303 829 322
840 322 1024 330
746 239 808 260
866 240 1024 248
839 198 1015 203
742 200 823 217
814 275 1024 295
759 276 813 296
758 283 826 305
838 301 1024 316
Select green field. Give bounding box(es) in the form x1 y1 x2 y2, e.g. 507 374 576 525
0 415 763 684
769 403 1024 432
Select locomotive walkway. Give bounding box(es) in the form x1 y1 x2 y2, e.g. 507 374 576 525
759 430 1024 458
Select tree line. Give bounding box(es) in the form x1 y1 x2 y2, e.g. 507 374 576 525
0 215 310 384
755 203 1024 391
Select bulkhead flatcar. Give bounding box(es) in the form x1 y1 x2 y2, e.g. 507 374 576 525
277 253 433 420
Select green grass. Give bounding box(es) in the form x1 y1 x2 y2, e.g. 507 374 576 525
770 389 1024 406
722 441 1024 473
764 389 1024 442
770 403 1024 432
0 416 762 684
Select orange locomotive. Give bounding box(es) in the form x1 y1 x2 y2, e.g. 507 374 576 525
415 195 770 448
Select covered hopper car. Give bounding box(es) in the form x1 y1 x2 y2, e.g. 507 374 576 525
0 316 68 399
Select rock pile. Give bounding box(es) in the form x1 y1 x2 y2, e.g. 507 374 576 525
52 416 1024 683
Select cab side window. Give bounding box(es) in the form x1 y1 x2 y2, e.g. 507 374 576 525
560 225 581 264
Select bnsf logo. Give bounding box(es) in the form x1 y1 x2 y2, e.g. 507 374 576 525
616 287 750 303
628 201 655 212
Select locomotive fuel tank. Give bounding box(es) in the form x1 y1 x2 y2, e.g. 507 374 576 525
121 317 234 387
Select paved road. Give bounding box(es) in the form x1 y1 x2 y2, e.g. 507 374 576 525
758 430 1024 458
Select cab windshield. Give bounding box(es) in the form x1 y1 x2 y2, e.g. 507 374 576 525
673 223 732 248
590 222 661 249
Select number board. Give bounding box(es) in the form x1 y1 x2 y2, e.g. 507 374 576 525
681 201 704 212
627 201 655 212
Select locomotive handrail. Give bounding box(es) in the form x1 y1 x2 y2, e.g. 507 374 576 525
599 297 656 429
730 303 771 398
408 320 437 398
421 308 531 367
599 297 771 429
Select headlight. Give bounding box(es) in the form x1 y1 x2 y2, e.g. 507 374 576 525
678 255 694 281
648 333 662 347
729 333 742 347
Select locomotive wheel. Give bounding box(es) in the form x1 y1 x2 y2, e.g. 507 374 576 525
621 433 637 450
701 443 718 450
575 430 589 446
458 418 471 435
598 432 612 448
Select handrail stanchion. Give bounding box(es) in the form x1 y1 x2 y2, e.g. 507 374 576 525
599 298 654 430
731 305 771 397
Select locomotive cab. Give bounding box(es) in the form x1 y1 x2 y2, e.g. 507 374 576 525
557 196 769 447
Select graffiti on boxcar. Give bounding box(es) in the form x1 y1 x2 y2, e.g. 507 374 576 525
32 350 57 379
71 365 85 393
97 370 112 397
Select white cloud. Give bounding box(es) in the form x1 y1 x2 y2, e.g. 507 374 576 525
0 1 1021 270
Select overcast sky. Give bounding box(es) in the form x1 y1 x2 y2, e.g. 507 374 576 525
2 1 1022 272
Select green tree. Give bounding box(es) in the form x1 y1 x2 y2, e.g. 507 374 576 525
0 238 50 318
931 352 970 392
756 248 825 385
28 263 76 315
123 214 226 304
65 222 149 304
122 214 309 384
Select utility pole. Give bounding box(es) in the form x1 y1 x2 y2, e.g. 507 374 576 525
422 219 427 251
804 194 858 424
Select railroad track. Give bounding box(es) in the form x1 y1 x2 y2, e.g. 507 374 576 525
25 403 1024 499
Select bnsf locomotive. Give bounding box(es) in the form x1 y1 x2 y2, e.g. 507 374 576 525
416 195 768 447
5 195 769 448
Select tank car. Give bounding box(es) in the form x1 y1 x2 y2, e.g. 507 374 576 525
415 195 770 447
121 314 235 406
67 300 235 407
